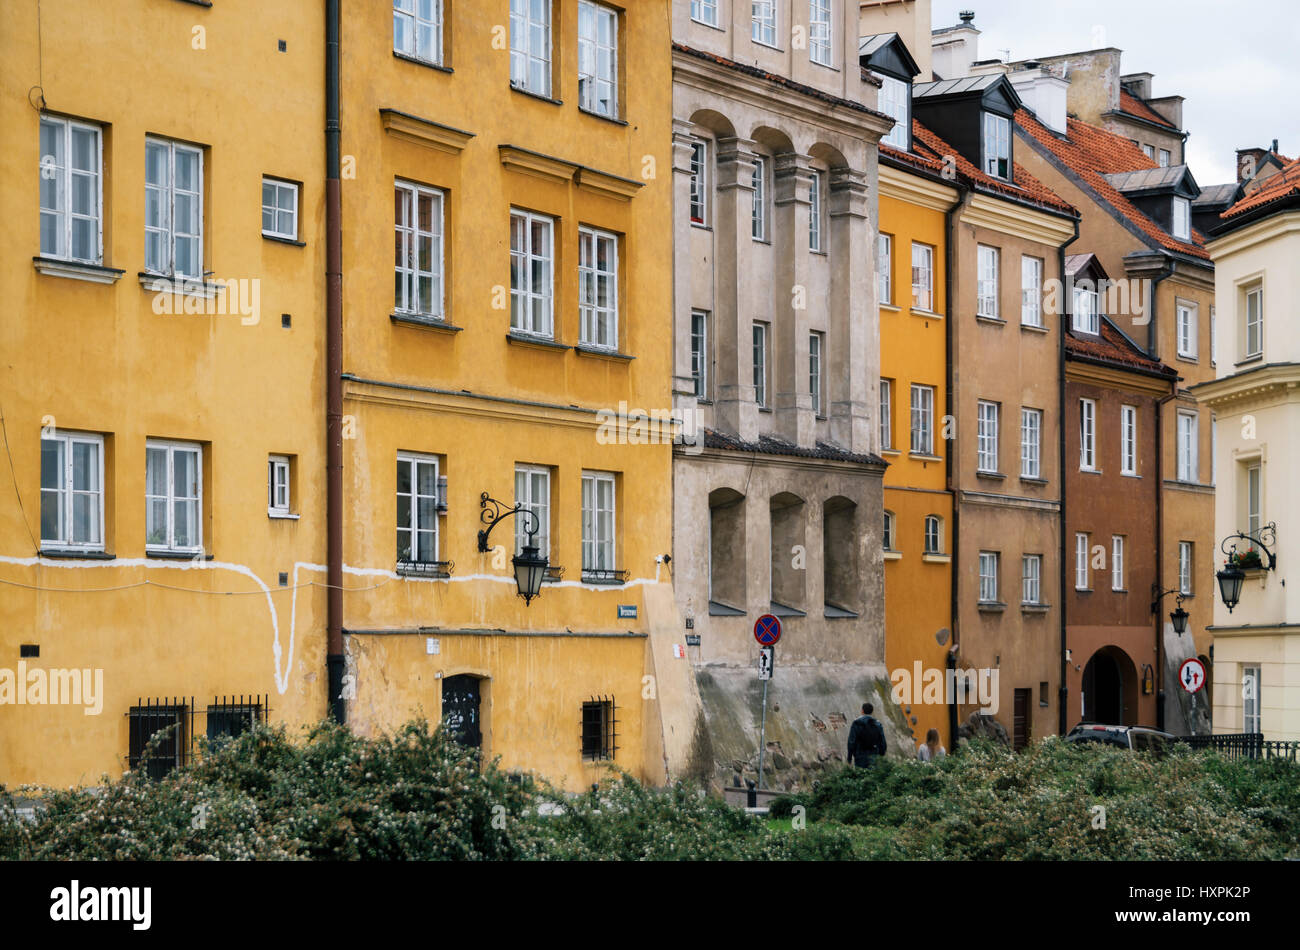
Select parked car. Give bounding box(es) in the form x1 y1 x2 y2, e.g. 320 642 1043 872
1065 723 1174 753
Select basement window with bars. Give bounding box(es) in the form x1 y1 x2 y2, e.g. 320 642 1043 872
581 696 617 761
128 702 187 779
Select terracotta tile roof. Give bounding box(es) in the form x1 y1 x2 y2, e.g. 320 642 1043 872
702 430 886 466
1016 108 1210 260
898 119 1077 216
1222 155 1300 220
1118 90 1177 130
1066 317 1177 378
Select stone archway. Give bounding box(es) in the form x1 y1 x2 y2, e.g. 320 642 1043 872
1082 646 1139 725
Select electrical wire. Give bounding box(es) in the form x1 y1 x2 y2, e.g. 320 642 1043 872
0 576 394 596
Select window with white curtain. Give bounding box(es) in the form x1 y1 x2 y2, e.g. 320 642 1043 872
394 180 444 318
1120 405 1137 475
878 75 910 149
877 233 892 304
1020 408 1041 478
1075 532 1090 590
979 551 999 603
1022 554 1042 605
910 384 934 454
515 464 551 557
1021 256 1042 327
510 208 554 337
579 226 618 349
1177 411 1198 482
578 1 618 117
1111 535 1125 590
977 245 999 317
1079 398 1096 471
911 242 933 311
39 116 102 263
977 401 999 473
146 440 203 553
581 471 617 574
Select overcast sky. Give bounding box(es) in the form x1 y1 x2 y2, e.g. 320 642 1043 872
930 0 1300 186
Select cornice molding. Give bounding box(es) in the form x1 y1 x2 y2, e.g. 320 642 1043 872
498 145 643 200
879 164 959 212
1207 210 1300 259
959 193 1077 245
379 108 474 154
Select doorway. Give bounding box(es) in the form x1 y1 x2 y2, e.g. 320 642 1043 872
1082 646 1138 725
440 674 483 749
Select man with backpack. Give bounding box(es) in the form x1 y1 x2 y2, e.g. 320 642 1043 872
847 702 887 767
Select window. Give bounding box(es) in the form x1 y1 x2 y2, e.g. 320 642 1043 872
976 401 999 473
751 157 768 241
581 471 617 574
1111 535 1125 590
809 0 832 65
579 226 618 349
691 311 709 399
910 384 934 455
924 515 943 555
1178 541 1193 595
40 431 104 551
1176 302 1197 359
689 141 708 225
144 138 203 279
808 171 823 251
978 552 999 603
128 704 186 780
809 332 824 416
1022 554 1042 605
396 453 439 565
752 0 777 46
261 178 299 241
1119 405 1138 476
1073 284 1099 334
578 1 618 118
1079 398 1096 471
146 440 202 553
39 116 102 263
1141 144 1155 160
878 76 910 150
752 323 769 407
268 455 291 516
882 510 895 551
877 233 892 304
1075 533 1089 590
581 698 616 761
1158 148 1171 168
1242 666 1261 734
515 465 551 557
879 379 892 450
1246 463 1261 538
1210 306 1216 366
976 245 999 317
1020 408 1041 478
394 181 444 318
393 0 443 64
1176 411 1197 483
982 112 1010 179
1021 256 1042 327
1245 287 1262 358
509 0 551 96
510 209 554 337
690 0 718 26
911 242 933 311
1172 196 1190 240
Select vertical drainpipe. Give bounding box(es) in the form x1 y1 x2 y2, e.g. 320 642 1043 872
1057 216 1079 737
326 0 346 723
1146 258 1174 732
945 181 967 749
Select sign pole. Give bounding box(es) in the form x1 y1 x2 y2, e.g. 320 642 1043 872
751 615 781 795
757 675 769 791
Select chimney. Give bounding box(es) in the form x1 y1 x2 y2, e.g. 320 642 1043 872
932 10 981 79
1010 65 1070 136
1237 147 1268 182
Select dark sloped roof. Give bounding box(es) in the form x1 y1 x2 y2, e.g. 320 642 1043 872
702 430 886 466
913 74 1006 99
1103 165 1196 195
1064 253 1107 278
1193 183 1241 207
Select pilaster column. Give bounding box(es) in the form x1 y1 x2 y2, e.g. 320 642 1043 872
714 136 760 442
772 152 815 446
828 164 875 455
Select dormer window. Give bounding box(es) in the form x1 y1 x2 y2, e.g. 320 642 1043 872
982 112 1011 179
1172 196 1190 240
879 76 910 150
1073 284 1100 335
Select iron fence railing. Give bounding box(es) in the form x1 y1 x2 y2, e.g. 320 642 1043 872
1175 733 1299 761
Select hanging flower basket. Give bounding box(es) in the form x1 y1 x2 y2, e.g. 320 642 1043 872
1227 547 1264 570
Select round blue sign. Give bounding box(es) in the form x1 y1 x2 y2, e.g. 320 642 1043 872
754 614 782 645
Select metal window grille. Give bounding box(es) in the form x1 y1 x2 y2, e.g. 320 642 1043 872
581 696 617 761
128 695 269 778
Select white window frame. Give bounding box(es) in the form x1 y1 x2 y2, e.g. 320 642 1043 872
1120 405 1138 476
39 115 103 264
924 515 942 555
578 1 619 118
1158 148 1171 168
1073 285 1100 334
579 226 619 350
1243 665 1261 733
1177 410 1198 483
1021 256 1042 327
878 75 910 150
808 0 833 66
1020 407 1041 478
808 171 823 252
1176 301 1198 359
145 439 203 554
883 510 896 551
1079 398 1096 471
1245 287 1262 359
394 180 445 319
1022 554 1042 605
1246 463 1261 538
751 156 768 241
689 141 709 226
515 464 551 558
510 208 554 337
1141 144 1155 160
396 452 440 565
753 322 769 408
976 400 999 473
1210 306 1216 366
690 0 718 27
144 137 204 279
1075 532 1090 590
911 242 933 311
978 551 999 603
1178 541 1193 595
752 0 777 47
393 0 443 65
879 379 893 450
261 178 299 241
982 112 1011 180
1172 195 1190 240
910 384 934 455
809 331 824 417
40 430 105 551
977 245 999 318
1111 535 1125 590
509 0 552 97
581 470 617 573
877 233 892 305
268 455 291 517
691 310 709 399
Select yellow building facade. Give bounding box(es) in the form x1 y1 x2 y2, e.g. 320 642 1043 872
877 160 958 749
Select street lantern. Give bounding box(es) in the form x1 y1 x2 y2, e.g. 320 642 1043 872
1151 585 1190 634
1169 604 1190 635
477 492 549 606
512 542 548 606
1216 522 1277 614
1216 565 1246 613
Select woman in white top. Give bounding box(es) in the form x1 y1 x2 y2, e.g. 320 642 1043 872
917 728 946 762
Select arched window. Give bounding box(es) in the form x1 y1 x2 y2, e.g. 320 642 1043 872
924 515 944 554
